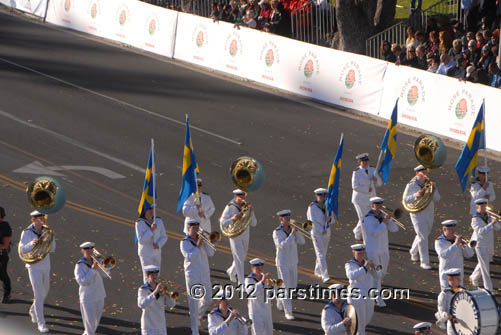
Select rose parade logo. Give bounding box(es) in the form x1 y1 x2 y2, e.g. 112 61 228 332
64 0 71 12
265 49 274 67
399 77 425 107
304 60 314 78
448 89 475 121
229 39 238 57
345 69 356 89
407 85 419 105
90 3 98 19
455 98 467 119
196 31 204 47
119 9 127 26
225 32 242 58
149 18 157 35
298 51 319 79
259 41 280 69
339 62 362 89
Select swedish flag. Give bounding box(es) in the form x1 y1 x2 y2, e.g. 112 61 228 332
325 134 344 220
177 116 200 212
138 143 156 217
456 101 486 191
378 99 398 183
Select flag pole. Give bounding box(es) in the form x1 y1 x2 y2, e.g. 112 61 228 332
482 99 488 183
151 138 156 220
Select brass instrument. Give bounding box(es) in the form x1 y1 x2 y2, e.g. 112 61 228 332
460 238 477 248
228 308 253 327
18 221 54 264
366 259 382 272
346 304 358 335
197 228 221 251
380 206 407 230
157 279 180 299
290 219 313 240
402 175 436 213
91 248 116 279
486 205 501 220
265 277 284 286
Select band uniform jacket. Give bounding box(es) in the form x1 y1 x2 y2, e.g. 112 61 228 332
182 192 216 234
434 234 473 288
135 217 167 258
351 166 382 204
402 177 441 219
435 286 463 335
74 257 106 303
137 282 176 335
180 235 215 282
321 301 349 335
273 225 305 267
361 210 398 257
220 200 257 240
208 307 246 335
469 179 496 215
307 201 333 236
345 258 375 298
19 224 56 270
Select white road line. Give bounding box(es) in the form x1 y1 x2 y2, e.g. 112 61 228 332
0 109 146 173
0 56 242 146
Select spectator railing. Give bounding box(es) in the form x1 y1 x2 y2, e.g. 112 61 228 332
291 0 336 46
366 21 406 59
419 0 460 31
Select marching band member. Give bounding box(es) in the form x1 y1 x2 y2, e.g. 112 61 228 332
74 242 106 335
307 188 333 283
435 268 463 335
434 220 473 290
182 178 216 234
469 198 499 292
403 165 440 270
19 210 56 333
321 283 352 335
272 209 305 320
345 244 376 335
351 153 382 240
469 166 495 215
137 265 176 335
245 258 273 335
208 291 247 335
413 322 432 334
220 189 257 285
0 206 12 304
180 219 215 335
360 197 399 307
135 207 167 281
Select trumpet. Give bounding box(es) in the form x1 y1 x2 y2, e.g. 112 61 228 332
290 219 313 240
157 279 180 299
460 237 477 248
365 259 382 272
380 205 407 230
486 205 501 220
197 228 221 251
91 248 115 279
265 277 284 286
228 308 253 327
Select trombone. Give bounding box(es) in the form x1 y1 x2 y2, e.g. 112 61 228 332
91 249 116 280
265 277 284 286
486 205 501 220
290 219 313 240
197 228 221 251
157 278 180 299
380 206 407 230
460 237 477 248
228 308 253 327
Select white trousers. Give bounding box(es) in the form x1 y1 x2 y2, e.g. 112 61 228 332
276 264 297 315
312 231 330 278
250 309 273 335
228 235 249 285
28 267 50 327
409 214 433 265
348 297 374 335
141 328 167 335
139 254 161 282
186 276 212 335
352 201 371 240
80 299 104 335
471 246 493 291
366 252 387 295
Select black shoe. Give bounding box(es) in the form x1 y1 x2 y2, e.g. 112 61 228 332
2 294 11 303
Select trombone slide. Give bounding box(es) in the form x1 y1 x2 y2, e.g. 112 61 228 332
290 219 313 240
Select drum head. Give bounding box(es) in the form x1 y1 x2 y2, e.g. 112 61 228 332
450 289 499 335
346 304 358 335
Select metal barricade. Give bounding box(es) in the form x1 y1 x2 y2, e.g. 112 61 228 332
420 0 459 31
365 21 406 59
291 0 336 46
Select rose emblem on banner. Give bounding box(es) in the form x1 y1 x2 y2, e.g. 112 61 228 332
407 85 419 105
455 98 468 119
149 19 157 35
345 69 356 89
90 3 98 19
229 39 238 57
304 59 314 78
196 31 204 48
119 10 127 26
265 49 274 67
64 0 71 12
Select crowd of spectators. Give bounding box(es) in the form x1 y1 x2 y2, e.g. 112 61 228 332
381 1 501 89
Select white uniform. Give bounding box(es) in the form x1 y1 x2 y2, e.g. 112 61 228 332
272 225 305 315
434 234 474 290
470 212 498 291
435 287 459 335
307 200 333 279
352 166 382 239
19 224 56 328
345 259 376 335
361 210 398 295
402 177 440 265
137 282 176 335
469 179 496 215
180 234 215 335
321 301 349 335
245 273 273 335
136 217 167 281
74 257 106 335
220 200 257 285
208 307 247 335
182 192 216 234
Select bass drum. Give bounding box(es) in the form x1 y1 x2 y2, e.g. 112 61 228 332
346 304 358 335
450 289 499 335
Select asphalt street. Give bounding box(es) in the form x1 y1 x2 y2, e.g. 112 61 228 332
0 7 500 335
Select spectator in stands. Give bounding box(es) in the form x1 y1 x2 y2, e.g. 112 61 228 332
453 22 465 41
232 8 243 24
446 54 469 79
465 0 479 32
448 39 463 61
465 65 476 82
257 0 271 28
210 2 219 20
483 30 492 47
243 8 258 28
222 4 233 22
437 53 456 75
216 3 225 19
426 31 439 56
406 27 418 49
477 45 493 70
391 43 404 64
380 41 393 61
489 29 499 49
465 31 476 49
475 31 485 49
467 39 481 66
439 31 453 55
240 0 249 16
248 0 260 19
426 53 440 72
266 1 290 37
476 69 491 85
488 63 501 88
415 31 427 48
402 46 419 68
416 45 428 70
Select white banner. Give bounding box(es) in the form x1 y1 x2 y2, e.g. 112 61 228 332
0 0 48 17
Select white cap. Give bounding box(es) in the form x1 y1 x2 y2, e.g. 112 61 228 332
196 178 203 185
441 219 457 227
414 165 426 172
355 153 369 160
369 196 384 204
30 210 44 217
328 283 345 290
444 268 461 277
79 242 95 249
249 258 265 266
314 188 328 195
475 198 488 205
233 189 246 196
276 209 291 217
413 322 432 330
477 165 490 173
186 218 200 226
350 243 365 251
144 265 160 273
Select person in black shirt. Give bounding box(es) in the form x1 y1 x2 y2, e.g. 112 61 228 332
0 206 12 303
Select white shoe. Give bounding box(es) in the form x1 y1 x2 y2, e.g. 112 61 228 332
410 253 419 261
285 313 295 320
29 309 37 323
226 268 237 283
377 298 386 307
276 301 283 311
470 277 479 287
420 263 432 270
322 276 330 283
38 324 49 333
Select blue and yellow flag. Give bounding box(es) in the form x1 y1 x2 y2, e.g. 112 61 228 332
455 101 486 191
176 116 200 212
325 134 344 220
138 144 156 217
378 99 398 183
